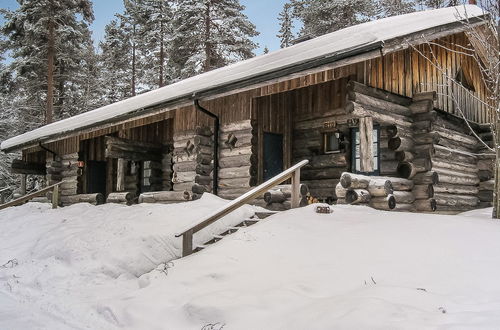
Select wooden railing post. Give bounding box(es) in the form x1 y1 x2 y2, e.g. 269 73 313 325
291 168 301 208
52 184 59 209
182 229 194 257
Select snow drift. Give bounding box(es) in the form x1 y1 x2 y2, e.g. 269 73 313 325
1 196 500 329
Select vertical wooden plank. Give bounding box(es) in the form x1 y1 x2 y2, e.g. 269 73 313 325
182 230 193 257
52 184 59 209
359 117 374 172
291 169 300 208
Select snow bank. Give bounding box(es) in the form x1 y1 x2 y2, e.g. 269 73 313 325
0 194 257 329
1 201 500 329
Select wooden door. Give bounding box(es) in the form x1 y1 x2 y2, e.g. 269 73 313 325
263 132 284 181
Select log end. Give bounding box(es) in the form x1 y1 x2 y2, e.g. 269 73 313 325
388 137 401 151
387 195 396 210
340 173 351 188
397 162 415 179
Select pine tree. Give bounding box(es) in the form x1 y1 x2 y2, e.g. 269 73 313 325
294 0 378 37
277 2 295 48
171 0 259 79
0 0 95 126
138 0 175 88
377 0 416 18
99 18 136 103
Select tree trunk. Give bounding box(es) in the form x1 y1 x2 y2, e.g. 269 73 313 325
131 24 137 96
204 3 211 72
46 16 55 124
494 119 500 218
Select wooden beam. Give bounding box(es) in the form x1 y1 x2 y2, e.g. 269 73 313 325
11 159 46 175
359 117 374 172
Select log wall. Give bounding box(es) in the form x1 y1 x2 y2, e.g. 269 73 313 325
217 120 258 200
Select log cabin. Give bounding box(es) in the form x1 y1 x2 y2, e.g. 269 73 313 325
0 5 496 214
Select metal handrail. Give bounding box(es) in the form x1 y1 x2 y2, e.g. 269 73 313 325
0 181 63 211
175 159 309 257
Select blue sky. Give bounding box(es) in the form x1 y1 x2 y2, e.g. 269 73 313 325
1 0 289 55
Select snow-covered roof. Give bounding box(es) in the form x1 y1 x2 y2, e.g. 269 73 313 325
1 5 486 152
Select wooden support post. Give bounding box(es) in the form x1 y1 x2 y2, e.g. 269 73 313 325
20 175 26 196
117 159 126 192
359 117 374 172
182 229 193 257
52 184 59 209
106 158 113 197
291 168 300 208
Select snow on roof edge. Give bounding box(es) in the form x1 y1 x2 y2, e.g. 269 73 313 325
1 5 486 152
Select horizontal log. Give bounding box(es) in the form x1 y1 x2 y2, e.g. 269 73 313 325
431 145 477 164
219 154 256 168
477 159 494 171
409 99 433 114
397 159 431 179
345 102 412 128
347 90 412 116
309 188 335 199
106 148 161 162
196 164 213 176
369 194 396 210
302 179 339 189
139 191 192 203
194 126 212 137
340 172 370 189
414 198 437 212
105 136 162 152
220 145 255 158
218 177 257 188
107 192 136 205
412 91 437 102
380 148 396 161
301 168 344 180
173 182 194 191
308 153 347 169
60 193 105 206
264 190 287 204
367 179 393 197
395 151 414 162
220 120 255 133
274 184 309 197
478 190 493 202
388 136 414 151
347 80 411 106
194 135 213 147
219 166 256 179
173 130 195 142
173 161 197 172
392 191 415 204
433 183 479 195
173 171 196 184
479 180 494 190
413 184 434 199
60 153 79 160
431 159 478 174
392 204 416 212
386 125 412 139
412 171 439 185
380 160 398 175
478 170 493 181
433 193 479 207
435 169 479 186
11 159 46 175
432 125 478 146
195 175 212 185
346 189 371 204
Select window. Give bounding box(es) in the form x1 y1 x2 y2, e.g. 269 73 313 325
351 127 380 175
455 67 475 92
323 132 341 154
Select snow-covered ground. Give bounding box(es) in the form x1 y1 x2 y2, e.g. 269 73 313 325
1 196 500 329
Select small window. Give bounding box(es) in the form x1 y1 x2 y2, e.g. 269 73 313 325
323 132 341 154
455 67 475 92
351 127 380 175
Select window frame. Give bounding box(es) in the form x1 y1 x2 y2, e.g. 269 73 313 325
322 131 342 154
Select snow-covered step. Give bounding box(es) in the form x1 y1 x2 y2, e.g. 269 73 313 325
255 211 278 219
